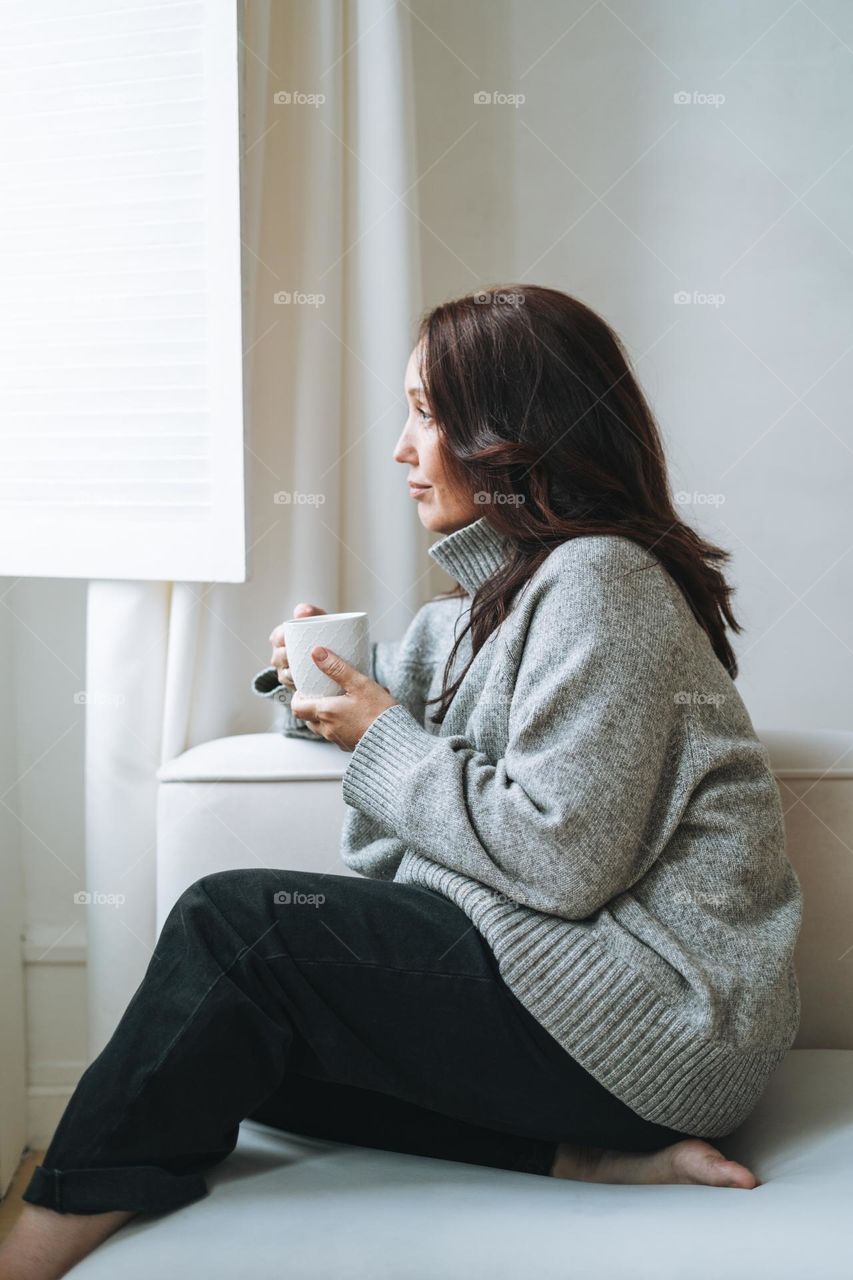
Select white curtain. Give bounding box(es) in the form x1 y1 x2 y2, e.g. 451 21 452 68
85 0 425 1056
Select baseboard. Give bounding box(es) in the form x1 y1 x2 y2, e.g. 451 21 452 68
22 922 87 966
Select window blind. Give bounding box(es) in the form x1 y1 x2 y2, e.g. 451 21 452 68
0 0 246 581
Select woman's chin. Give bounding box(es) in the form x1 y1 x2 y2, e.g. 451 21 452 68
412 492 477 534
415 500 441 530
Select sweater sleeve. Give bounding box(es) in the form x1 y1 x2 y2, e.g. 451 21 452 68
340 570 686 920
250 665 324 740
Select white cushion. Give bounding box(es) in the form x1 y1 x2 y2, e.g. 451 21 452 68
155 735 354 930
154 726 853 783
66 1049 852 1279
156 732 346 782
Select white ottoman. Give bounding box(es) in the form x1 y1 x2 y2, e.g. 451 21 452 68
155 733 356 932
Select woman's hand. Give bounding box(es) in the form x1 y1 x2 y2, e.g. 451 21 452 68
269 603 326 689
291 648 398 752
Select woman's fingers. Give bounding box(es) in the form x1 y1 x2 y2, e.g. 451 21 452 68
269 604 326 649
270 645 295 686
268 604 326 684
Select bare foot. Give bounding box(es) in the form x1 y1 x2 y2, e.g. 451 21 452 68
0 1203 137 1280
550 1138 761 1189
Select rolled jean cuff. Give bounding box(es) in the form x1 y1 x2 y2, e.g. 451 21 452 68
22 1163 208 1215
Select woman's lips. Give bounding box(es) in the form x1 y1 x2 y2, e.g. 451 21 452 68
408 483 431 497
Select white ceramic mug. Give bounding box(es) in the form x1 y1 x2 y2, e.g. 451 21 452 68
282 610 370 697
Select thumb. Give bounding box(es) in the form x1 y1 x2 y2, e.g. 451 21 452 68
310 646 359 685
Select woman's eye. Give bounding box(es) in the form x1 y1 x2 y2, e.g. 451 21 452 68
417 405 432 422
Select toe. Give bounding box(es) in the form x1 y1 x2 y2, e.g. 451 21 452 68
713 1157 759 1189
671 1141 759 1189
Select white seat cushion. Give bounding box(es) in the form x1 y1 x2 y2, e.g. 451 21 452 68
67 1049 852 1279
156 732 346 783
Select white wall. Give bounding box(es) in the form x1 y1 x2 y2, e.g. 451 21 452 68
0 589 27 1185
2 576 88 1145
7 0 852 1151
410 0 853 731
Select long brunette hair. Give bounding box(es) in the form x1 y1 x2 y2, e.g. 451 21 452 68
418 284 742 726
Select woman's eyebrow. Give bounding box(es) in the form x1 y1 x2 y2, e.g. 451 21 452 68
405 384 424 396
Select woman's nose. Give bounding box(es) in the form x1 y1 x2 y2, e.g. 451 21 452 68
393 433 416 465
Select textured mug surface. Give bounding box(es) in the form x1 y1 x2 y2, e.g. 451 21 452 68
283 611 370 697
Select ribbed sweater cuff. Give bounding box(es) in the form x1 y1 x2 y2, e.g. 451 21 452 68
342 702 438 821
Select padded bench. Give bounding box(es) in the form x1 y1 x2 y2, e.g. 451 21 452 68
65 727 853 1279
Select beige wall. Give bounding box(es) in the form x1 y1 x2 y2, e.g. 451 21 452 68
410 0 853 731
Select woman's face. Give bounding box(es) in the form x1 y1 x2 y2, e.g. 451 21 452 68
393 346 479 535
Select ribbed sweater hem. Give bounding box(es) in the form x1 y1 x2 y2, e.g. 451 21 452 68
395 852 786 1138
343 703 789 1139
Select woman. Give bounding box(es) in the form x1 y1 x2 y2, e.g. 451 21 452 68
1 286 802 1278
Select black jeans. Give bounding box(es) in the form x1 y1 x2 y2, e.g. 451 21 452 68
23 869 690 1215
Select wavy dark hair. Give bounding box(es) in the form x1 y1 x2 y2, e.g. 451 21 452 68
417 284 742 726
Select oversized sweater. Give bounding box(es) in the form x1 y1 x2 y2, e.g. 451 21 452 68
251 515 803 1137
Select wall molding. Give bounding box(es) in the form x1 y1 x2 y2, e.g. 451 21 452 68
22 922 87 967
22 922 88 1148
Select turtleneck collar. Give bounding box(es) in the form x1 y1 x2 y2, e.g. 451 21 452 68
427 515 513 595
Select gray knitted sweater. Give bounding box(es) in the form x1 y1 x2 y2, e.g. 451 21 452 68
252 516 803 1137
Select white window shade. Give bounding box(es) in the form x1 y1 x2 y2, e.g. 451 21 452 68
0 0 246 582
